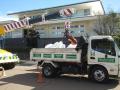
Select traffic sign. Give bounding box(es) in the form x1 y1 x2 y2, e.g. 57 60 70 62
64 21 71 29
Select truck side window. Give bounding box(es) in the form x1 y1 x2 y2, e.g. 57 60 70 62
91 39 116 56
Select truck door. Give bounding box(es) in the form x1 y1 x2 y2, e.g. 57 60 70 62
88 38 119 76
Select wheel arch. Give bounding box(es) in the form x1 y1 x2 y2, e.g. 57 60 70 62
41 61 58 68
88 64 108 76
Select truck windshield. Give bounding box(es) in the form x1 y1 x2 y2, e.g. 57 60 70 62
91 39 116 56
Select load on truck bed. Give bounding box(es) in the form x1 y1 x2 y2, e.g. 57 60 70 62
0 49 19 70
30 48 81 63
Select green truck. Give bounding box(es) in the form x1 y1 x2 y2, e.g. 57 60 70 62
30 36 120 83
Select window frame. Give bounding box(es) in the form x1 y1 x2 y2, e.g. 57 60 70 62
91 39 116 56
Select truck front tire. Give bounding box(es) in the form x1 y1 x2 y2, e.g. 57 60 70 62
91 67 108 83
42 64 56 78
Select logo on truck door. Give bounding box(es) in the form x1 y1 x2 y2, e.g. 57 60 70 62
98 58 115 63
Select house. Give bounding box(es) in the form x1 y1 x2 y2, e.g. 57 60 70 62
7 0 105 48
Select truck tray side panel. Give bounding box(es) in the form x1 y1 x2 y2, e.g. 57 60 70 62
30 48 81 63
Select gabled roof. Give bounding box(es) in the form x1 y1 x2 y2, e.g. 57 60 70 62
8 0 105 16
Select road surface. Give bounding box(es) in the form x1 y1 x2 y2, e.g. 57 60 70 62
0 61 120 90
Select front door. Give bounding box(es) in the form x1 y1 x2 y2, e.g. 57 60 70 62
88 38 118 76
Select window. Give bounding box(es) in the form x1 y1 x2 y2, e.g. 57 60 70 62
31 15 41 19
5 32 12 38
84 9 90 16
11 29 23 38
57 26 64 29
80 25 84 32
91 39 116 56
5 30 23 38
52 27 56 30
74 9 84 17
71 25 79 28
80 25 84 28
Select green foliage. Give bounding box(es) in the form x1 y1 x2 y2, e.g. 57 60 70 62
94 10 120 35
27 29 40 38
113 33 120 48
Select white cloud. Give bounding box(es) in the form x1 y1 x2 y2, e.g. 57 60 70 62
0 15 18 21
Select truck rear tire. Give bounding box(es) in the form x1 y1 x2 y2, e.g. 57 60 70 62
2 63 16 70
42 64 56 78
91 67 108 83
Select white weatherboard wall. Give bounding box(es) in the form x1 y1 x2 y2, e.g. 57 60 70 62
5 29 23 38
35 19 97 38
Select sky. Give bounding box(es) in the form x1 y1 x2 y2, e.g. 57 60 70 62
0 0 120 21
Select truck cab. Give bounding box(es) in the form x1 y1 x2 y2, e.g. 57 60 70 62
87 36 120 82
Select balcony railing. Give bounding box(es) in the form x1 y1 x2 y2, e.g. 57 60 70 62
33 15 97 25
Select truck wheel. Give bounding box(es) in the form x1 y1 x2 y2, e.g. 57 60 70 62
42 64 55 78
91 67 108 83
2 63 16 70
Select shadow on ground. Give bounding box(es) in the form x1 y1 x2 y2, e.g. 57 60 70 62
17 60 37 66
0 73 119 90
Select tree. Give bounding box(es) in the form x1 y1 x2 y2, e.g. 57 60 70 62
94 11 120 35
113 33 120 48
26 29 40 48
